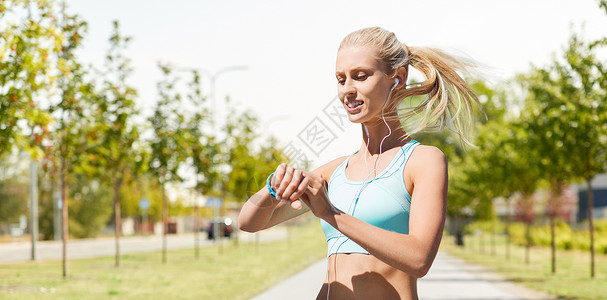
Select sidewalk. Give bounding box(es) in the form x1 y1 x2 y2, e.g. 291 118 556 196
0 226 288 264
251 251 555 300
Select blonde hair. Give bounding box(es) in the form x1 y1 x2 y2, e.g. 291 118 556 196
339 27 481 145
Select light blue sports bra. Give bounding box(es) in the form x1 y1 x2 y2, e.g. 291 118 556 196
320 140 419 256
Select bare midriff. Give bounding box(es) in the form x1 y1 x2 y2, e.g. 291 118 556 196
316 253 418 300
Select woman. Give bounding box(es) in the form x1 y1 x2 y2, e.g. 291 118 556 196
239 27 480 299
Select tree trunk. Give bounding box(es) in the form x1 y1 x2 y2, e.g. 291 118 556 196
506 198 511 260
162 185 168 264
194 198 199 259
520 192 533 265
455 214 464 247
478 229 485 254
114 176 122 268
586 178 595 278
491 219 496 256
525 221 530 265
61 157 68 279
548 180 563 275
550 215 556 274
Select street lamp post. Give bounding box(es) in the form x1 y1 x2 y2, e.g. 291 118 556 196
29 158 38 261
19 151 38 261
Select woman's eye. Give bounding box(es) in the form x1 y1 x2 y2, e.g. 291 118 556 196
355 74 368 80
337 78 345 84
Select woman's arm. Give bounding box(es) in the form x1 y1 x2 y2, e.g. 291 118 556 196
238 163 310 232
238 185 309 232
238 157 348 233
237 161 322 232
301 146 447 278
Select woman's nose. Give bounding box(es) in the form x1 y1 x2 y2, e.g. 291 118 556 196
341 79 356 98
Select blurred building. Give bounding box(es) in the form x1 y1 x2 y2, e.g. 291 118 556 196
492 189 576 223
489 173 607 226
574 173 607 222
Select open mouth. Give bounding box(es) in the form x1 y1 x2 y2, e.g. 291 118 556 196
345 100 363 112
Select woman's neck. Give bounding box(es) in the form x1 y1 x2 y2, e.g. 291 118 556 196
359 118 410 155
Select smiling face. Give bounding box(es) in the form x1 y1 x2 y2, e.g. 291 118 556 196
335 46 396 124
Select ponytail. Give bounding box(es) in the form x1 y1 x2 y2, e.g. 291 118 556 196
395 46 480 146
340 27 482 146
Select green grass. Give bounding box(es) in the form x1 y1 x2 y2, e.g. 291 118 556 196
441 234 607 300
0 220 326 300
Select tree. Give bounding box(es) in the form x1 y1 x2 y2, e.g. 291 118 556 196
517 62 584 273
462 108 543 263
460 77 545 263
0 1 58 249
542 31 606 278
0 0 57 158
148 63 189 263
48 5 97 278
93 20 141 268
509 28 607 273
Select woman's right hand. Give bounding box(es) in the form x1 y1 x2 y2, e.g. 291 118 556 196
271 163 309 210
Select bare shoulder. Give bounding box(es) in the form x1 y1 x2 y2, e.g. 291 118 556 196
408 145 447 175
410 145 446 162
310 155 349 183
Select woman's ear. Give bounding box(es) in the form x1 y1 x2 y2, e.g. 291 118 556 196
395 66 407 88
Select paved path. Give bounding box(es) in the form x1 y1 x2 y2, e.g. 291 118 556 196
0 226 287 264
251 252 555 300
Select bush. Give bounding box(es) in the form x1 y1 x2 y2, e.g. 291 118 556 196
571 230 590 251
530 225 549 247
528 221 573 248
555 221 573 249
590 220 607 254
464 219 506 235
508 222 527 245
597 238 607 255
595 219 607 235
571 220 607 253
476 219 606 254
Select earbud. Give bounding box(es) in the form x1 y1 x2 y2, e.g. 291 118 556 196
392 78 400 88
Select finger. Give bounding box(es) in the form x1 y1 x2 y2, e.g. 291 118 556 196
277 165 294 200
289 175 309 202
282 169 303 201
290 199 303 210
272 163 287 190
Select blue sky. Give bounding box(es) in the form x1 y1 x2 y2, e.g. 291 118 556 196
68 0 607 169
